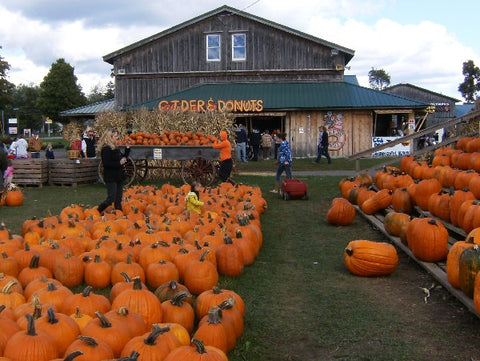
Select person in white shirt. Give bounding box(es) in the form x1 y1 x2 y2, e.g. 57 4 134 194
11 135 28 158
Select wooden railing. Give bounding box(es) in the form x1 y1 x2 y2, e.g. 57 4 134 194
349 108 480 171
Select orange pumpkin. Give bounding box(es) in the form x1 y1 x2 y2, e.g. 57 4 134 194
344 240 398 277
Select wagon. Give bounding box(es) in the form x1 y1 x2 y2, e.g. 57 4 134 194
98 145 220 186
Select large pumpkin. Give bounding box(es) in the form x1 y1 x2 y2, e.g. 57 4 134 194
5 190 23 207
326 198 355 226
343 240 398 277
406 218 449 262
459 245 480 298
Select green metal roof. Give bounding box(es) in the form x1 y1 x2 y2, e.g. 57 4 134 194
131 82 428 111
103 5 354 64
60 99 116 117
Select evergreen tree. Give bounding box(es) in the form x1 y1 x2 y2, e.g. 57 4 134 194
368 67 391 91
37 58 86 122
458 60 480 103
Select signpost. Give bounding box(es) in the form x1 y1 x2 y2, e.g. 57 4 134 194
45 117 52 137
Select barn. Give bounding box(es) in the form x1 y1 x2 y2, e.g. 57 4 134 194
102 5 429 157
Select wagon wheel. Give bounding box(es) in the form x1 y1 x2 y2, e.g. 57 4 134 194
97 157 136 187
134 159 148 181
181 157 216 186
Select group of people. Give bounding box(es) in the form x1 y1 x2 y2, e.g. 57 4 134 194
234 125 287 162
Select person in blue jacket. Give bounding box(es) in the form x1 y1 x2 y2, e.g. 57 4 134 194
270 132 292 193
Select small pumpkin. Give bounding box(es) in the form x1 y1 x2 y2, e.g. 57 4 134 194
344 240 398 277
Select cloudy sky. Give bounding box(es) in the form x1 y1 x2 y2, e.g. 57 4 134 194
1 0 479 101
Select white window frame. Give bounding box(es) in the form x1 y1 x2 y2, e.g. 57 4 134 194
206 34 221 62
232 33 246 61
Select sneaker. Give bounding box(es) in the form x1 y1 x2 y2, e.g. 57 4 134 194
269 189 278 194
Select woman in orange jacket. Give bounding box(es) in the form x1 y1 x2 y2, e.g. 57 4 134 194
212 130 233 183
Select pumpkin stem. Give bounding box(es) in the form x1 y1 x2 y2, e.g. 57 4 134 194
25 313 37 336
47 282 58 292
47 308 59 324
207 305 222 325
144 325 170 345
170 291 191 306
1 280 17 294
169 280 178 290
120 272 133 282
63 350 84 361
82 285 93 297
191 338 208 354
213 286 222 294
29 254 40 269
94 311 112 328
199 250 209 262
345 246 354 257
218 297 236 310
132 277 143 290
78 335 99 347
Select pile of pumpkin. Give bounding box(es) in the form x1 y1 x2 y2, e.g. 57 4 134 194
328 135 480 316
0 182 267 361
120 131 219 146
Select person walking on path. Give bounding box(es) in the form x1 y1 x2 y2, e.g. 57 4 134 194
273 129 282 160
249 128 261 161
235 124 248 163
315 126 331 164
270 132 292 194
261 129 272 160
97 129 131 213
213 130 234 184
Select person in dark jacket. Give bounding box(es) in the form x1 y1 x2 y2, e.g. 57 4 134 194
249 128 261 161
97 129 131 213
82 129 97 158
314 126 332 164
235 124 248 163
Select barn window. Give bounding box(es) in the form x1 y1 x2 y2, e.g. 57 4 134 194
232 34 246 61
206 34 221 61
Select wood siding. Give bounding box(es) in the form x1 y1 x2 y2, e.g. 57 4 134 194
287 110 372 158
112 12 346 109
383 86 456 125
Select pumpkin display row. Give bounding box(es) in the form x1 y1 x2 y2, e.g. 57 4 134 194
119 131 220 146
331 135 480 317
0 182 266 360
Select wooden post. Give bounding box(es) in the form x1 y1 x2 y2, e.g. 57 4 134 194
355 159 360 172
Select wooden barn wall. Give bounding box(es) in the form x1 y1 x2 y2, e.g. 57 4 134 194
384 86 456 123
286 110 372 158
112 12 346 108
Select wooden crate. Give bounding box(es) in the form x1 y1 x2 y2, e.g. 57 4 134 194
11 158 49 187
48 158 100 186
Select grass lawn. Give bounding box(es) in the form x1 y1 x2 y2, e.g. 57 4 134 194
2 174 480 360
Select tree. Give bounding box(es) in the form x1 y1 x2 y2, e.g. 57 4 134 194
86 81 115 104
37 58 86 123
0 48 15 133
368 68 391 91
11 84 43 132
458 60 480 103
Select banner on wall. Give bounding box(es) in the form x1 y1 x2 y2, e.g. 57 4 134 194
371 137 411 157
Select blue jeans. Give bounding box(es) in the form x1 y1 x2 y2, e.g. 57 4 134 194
236 142 247 162
315 146 331 163
276 162 292 182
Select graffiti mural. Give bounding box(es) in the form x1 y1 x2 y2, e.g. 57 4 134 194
323 111 346 151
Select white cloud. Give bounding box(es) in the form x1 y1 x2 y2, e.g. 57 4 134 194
1 1 479 101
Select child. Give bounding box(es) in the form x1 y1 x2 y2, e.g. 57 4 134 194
185 181 204 214
45 143 55 159
4 160 14 187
